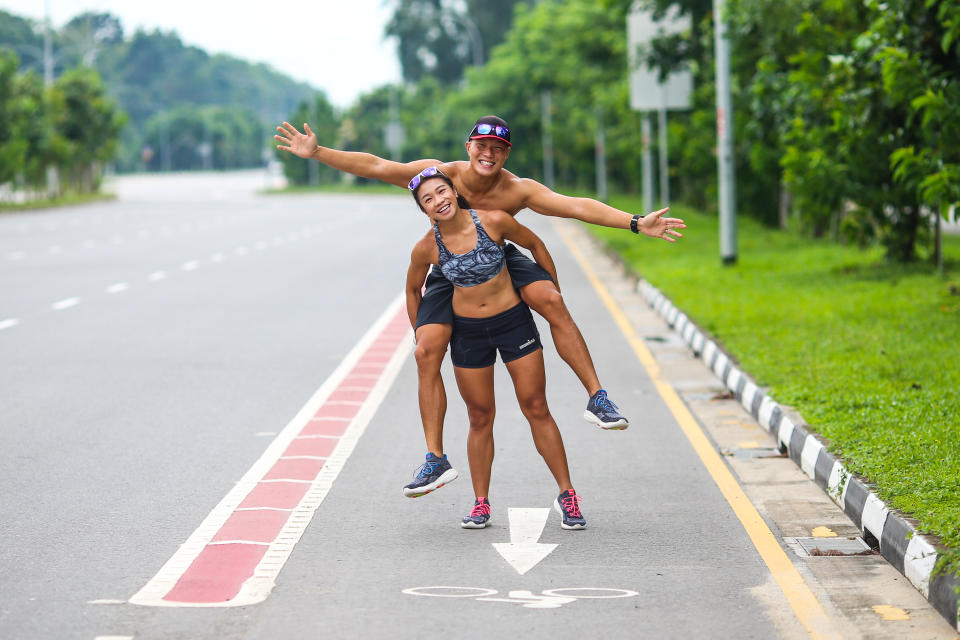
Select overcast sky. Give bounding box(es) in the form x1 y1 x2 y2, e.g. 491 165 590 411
0 0 403 107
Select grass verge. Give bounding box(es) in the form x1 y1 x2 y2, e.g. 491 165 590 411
590 198 960 576
260 182 401 196
0 191 117 213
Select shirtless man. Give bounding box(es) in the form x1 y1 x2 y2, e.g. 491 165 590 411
275 115 685 496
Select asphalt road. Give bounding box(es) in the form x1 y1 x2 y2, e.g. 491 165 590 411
0 170 927 639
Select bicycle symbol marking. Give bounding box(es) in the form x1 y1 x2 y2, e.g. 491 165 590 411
402 586 639 609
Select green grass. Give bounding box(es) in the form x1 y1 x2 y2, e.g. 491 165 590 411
260 182 402 196
591 198 960 576
0 191 117 212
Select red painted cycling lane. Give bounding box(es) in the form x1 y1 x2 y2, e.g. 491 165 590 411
129 296 411 607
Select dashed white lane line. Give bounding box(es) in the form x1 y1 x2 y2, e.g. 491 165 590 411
210 253 225 263
7 251 25 260
51 297 80 311
148 271 167 282
182 260 199 271
106 282 129 294
235 246 249 256
0 319 19 331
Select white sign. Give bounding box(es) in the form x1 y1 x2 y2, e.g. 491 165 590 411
628 3 693 111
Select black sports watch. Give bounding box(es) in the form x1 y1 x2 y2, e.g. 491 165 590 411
630 214 644 234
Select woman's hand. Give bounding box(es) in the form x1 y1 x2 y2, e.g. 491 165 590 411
275 122 318 159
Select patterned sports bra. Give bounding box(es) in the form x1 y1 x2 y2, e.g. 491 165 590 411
434 209 505 288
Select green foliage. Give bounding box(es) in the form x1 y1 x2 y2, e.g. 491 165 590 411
0 9 318 174
385 0 526 83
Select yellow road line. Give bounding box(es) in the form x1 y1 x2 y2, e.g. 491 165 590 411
556 222 840 640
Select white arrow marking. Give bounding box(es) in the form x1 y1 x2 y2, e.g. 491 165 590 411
492 508 557 575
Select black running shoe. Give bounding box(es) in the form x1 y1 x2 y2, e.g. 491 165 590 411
460 497 492 529
402 452 458 498
554 489 586 530
584 389 629 430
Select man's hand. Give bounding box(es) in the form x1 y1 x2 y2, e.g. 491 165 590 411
640 207 686 242
275 122 318 159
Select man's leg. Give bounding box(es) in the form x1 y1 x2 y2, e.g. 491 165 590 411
413 322 452 457
519 279 600 395
519 278 629 430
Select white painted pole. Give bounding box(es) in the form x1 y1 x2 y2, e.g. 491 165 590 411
642 113 654 214
714 0 737 264
541 90 555 189
658 103 669 207
595 106 608 202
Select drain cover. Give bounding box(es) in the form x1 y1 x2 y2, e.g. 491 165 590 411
791 537 872 557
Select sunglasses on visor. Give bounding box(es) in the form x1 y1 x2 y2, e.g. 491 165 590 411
408 166 446 191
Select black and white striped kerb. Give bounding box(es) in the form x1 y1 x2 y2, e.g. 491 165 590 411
637 279 960 630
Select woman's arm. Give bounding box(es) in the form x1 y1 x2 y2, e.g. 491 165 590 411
405 237 435 330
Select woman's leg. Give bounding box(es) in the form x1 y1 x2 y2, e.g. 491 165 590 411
503 349 573 493
453 365 497 499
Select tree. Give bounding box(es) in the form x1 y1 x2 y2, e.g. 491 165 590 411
385 0 526 84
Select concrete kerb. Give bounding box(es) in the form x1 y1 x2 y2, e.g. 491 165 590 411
633 277 960 631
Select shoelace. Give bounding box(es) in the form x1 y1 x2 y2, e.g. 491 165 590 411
470 501 491 517
561 493 583 518
597 391 620 413
414 459 439 480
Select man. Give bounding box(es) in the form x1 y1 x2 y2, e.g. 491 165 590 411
275 115 685 497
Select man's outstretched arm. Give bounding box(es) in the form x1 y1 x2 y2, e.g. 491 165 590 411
520 178 686 242
275 122 438 188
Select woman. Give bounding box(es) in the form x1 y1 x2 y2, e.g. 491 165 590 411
405 166 586 530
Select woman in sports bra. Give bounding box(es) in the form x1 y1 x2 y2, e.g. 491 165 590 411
405 167 587 530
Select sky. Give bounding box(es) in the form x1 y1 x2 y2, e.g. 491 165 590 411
0 0 403 107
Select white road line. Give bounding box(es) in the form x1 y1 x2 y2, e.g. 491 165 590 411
254 241 267 251
106 283 129 294
148 271 167 282
235 246 249 256
0 319 20 331
92 635 133 640
7 251 25 260
52 297 80 311
182 261 199 271
210 253 225 263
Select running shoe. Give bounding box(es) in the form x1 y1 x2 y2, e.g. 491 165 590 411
461 497 492 529
402 452 458 498
584 389 629 430
554 489 586 530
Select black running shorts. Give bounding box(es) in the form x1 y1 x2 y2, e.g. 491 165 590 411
450 302 543 368
414 243 553 329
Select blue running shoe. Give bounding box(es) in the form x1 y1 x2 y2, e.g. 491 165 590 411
554 489 586 530
403 452 458 498
584 389 629 430
460 497 492 529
